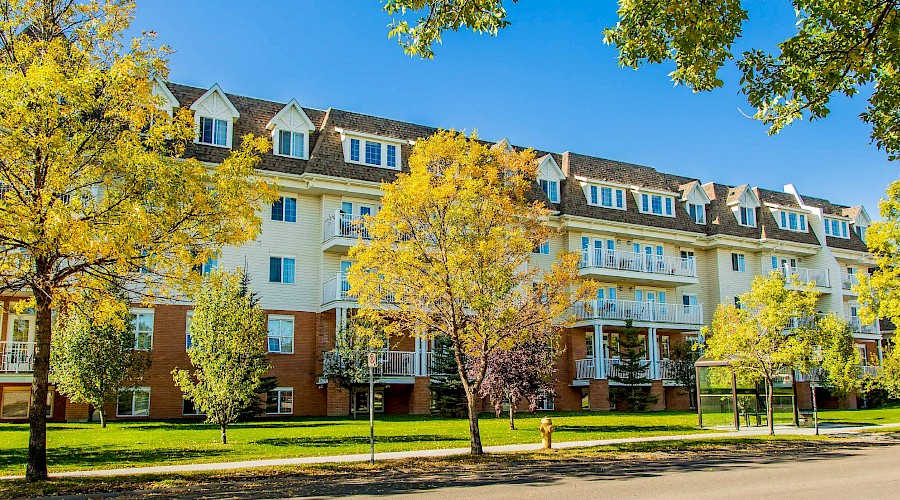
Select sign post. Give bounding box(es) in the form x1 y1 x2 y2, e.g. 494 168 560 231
367 351 378 465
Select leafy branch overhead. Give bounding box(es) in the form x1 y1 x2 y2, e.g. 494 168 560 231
383 1 900 160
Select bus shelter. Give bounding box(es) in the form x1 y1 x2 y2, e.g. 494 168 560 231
695 357 796 430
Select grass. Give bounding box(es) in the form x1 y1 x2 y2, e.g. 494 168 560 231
0 433 883 499
0 411 706 476
0 405 897 478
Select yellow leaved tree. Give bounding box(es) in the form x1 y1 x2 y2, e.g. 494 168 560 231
0 1 273 480
347 130 595 454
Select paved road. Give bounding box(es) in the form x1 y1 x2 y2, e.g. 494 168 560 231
374 438 900 500
104 433 900 499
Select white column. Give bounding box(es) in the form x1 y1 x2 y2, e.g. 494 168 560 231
594 324 605 379
413 337 422 376
648 327 659 379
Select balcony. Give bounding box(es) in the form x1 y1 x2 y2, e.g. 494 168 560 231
1 341 35 374
323 273 352 304
322 211 369 253
574 358 594 380
784 266 831 289
575 299 704 327
579 248 698 286
841 272 860 291
849 317 878 335
606 358 652 382
796 365 882 382
323 349 448 380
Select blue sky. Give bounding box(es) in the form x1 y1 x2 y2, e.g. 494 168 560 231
133 0 896 215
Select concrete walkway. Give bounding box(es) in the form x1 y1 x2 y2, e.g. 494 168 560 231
3 422 899 481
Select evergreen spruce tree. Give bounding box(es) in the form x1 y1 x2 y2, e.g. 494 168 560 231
609 320 658 411
235 268 278 420
430 336 468 417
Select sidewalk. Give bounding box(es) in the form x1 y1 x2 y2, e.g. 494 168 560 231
3 422 899 480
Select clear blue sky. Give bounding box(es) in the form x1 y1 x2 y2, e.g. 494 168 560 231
133 0 896 215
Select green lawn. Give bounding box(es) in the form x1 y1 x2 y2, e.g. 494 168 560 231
0 411 704 476
0 406 898 477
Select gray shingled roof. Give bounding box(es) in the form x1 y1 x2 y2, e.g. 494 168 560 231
166 82 867 250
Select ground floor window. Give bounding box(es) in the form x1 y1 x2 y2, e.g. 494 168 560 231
353 387 384 414
266 388 294 415
1 387 53 419
581 388 590 410
535 392 555 411
182 398 204 416
117 387 150 417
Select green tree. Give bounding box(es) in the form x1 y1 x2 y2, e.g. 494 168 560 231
382 1 900 160
347 130 596 454
608 320 658 412
0 1 273 480
429 336 468 418
50 291 149 428
703 272 819 435
172 270 271 445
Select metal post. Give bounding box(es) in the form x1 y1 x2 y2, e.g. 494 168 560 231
696 365 703 428
791 373 800 427
369 362 374 465
731 369 740 431
811 381 819 435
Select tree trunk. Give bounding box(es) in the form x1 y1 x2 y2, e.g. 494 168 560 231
466 394 483 454
221 424 228 445
765 377 774 436
508 400 515 430
26 291 52 481
99 410 106 429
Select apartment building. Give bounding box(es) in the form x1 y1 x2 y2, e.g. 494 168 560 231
0 80 885 421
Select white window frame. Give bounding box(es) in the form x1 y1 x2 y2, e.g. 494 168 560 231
539 179 559 203
534 240 550 255
116 387 151 417
732 253 746 273
688 203 706 224
268 255 296 285
638 193 675 217
131 309 154 351
266 387 294 415
585 184 626 210
275 130 307 159
335 128 404 171
824 217 850 239
182 398 205 416
776 210 808 233
267 315 295 354
197 116 229 146
738 206 756 227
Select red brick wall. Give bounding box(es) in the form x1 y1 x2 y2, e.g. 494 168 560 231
385 384 411 414
664 386 692 411
588 379 610 411
650 380 666 411
409 376 431 414
326 383 350 416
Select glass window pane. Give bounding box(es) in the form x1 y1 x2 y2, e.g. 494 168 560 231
214 119 228 146
271 198 284 221
350 138 360 162
616 189 623 208
386 144 396 168
269 257 282 282
590 186 598 205
117 391 133 416
279 130 292 155
200 117 213 144
365 141 381 165
292 132 304 158
284 198 296 222
282 258 295 284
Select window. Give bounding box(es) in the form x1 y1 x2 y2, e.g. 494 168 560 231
199 117 228 146
734 296 743 309
386 144 397 168
682 294 698 307
116 387 150 417
640 193 674 216
688 203 706 224
354 387 384 413
540 179 559 203
182 399 204 416
731 253 746 272
1 388 53 419
350 138 360 162
266 388 294 414
587 185 624 209
132 311 153 350
267 316 294 354
590 185 598 205
365 140 381 165
658 335 671 359
277 130 305 158
185 311 194 350
533 240 550 255
601 187 612 207
535 392 555 411
739 206 756 227
195 256 217 276
855 225 867 242
269 257 295 284
585 333 594 358
271 197 297 222
824 218 850 238
778 211 807 232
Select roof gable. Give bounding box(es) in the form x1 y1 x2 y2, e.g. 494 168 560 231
189 84 240 119
679 181 710 205
727 184 760 207
267 99 315 132
537 154 565 181
152 77 179 115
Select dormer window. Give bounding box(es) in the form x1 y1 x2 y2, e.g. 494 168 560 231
539 180 559 203
855 225 867 242
584 184 625 210
268 99 315 160
639 193 674 217
199 117 228 146
688 203 706 224
776 210 807 232
738 206 756 227
824 217 849 239
335 128 403 170
189 84 239 149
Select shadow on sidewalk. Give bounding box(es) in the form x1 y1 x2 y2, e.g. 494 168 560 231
117 434 900 499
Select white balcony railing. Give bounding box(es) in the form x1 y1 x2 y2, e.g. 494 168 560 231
575 299 704 325
1 341 35 373
580 248 696 278
848 317 878 334
842 272 861 291
606 358 651 380
784 266 830 288
658 358 678 381
861 365 882 378
574 357 594 380
323 211 370 243
323 350 417 377
323 272 352 303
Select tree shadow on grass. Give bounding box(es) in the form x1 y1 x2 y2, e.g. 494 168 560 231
0 446 233 476
554 425 698 434
255 435 462 448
